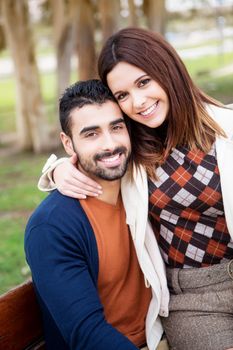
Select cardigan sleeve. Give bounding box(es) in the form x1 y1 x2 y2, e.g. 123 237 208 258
25 222 138 350
37 154 68 192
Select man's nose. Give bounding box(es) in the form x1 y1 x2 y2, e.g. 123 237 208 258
101 132 117 151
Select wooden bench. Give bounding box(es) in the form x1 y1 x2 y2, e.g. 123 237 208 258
0 280 45 350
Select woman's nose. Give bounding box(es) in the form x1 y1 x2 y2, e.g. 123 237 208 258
132 92 146 110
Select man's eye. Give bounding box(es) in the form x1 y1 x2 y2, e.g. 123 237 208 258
113 124 123 131
85 132 97 138
138 78 150 87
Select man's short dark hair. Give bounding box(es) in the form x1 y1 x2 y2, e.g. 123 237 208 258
59 79 116 137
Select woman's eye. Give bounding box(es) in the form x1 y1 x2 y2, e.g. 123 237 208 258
116 92 127 101
138 78 150 87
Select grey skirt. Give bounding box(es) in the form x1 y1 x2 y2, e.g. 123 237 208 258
162 260 233 350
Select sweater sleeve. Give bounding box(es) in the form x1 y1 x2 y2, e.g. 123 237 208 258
25 222 138 350
37 154 68 192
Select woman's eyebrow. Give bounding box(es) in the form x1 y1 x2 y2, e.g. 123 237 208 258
113 74 148 95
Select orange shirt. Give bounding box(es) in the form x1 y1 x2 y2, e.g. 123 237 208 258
80 195 151 347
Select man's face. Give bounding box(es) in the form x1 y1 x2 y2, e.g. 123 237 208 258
61 100 131 182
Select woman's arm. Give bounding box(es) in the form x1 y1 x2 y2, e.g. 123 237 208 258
38 154 102 199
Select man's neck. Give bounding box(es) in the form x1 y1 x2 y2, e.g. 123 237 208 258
96 179 120 205
77 166 121 205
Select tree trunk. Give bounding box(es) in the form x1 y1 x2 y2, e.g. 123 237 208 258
143 0 166 35
0 24 6 51
70 0 97 80
128 0 138 27
50 0 73 99
1 0 54 152
98 0 120 42
0 3 6 52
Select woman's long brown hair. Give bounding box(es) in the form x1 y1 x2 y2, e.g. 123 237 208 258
98 27 225 179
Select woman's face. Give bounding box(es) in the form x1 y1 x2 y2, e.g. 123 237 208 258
107 62 169 128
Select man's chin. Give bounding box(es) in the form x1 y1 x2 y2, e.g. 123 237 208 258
95 167 127 181
78 158 129 182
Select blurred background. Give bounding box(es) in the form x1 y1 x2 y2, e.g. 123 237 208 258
0 0 233 294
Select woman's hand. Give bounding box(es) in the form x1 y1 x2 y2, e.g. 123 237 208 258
53 154 102 199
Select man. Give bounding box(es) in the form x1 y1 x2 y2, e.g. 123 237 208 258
25 80 155 350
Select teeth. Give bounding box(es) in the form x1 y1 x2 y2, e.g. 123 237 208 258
140 102 157 116
101 154 120 163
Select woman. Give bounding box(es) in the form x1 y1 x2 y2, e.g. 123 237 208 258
39 28 233 350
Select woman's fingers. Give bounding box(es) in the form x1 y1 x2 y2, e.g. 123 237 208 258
53 159 102 198
57 182 101 199
71 170 102 191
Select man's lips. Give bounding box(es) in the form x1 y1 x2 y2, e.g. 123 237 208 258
97 153 123 168
95 147 127 168
99 153 121 163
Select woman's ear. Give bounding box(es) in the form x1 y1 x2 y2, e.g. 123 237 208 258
60 132 75 156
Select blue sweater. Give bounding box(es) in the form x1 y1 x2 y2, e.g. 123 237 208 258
25 190 138 350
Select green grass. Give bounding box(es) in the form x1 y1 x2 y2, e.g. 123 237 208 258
0 217 30 293
0 184 46 212
197 74 233 104
184 51 233 77
0 152 49 294
183 52 233 104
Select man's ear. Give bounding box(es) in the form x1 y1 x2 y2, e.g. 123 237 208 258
60 132 75 156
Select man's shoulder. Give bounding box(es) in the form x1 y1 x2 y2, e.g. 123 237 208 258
26 190 87 232
43 189 80 210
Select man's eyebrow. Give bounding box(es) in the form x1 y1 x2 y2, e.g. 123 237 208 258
79 125 99 135
80 118 125 135
110 118 125 126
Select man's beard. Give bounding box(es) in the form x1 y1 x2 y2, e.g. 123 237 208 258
73 145 131 181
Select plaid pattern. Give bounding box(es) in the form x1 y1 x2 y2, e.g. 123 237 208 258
149 144 233 268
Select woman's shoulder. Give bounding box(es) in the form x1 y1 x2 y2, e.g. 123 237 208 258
206 103 233 135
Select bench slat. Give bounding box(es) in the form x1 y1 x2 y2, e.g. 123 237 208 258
0 280 45 350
